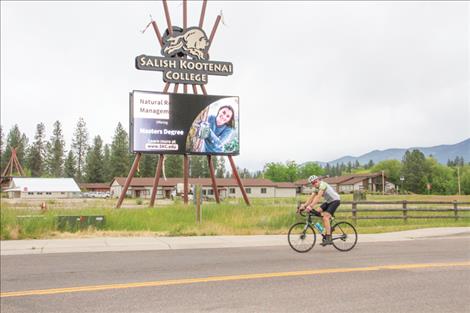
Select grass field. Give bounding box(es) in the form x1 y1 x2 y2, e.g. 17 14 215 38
1 195 469 240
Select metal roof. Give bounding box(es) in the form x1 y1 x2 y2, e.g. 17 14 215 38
9 177 81 192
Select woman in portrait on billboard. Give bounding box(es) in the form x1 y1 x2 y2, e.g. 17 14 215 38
187 97 239 154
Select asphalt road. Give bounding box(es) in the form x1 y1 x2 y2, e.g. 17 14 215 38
1 236 470 313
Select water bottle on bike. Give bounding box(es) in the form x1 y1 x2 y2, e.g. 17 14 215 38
314 222 324 233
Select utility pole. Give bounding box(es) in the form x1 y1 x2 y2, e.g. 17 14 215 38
382 170 385 195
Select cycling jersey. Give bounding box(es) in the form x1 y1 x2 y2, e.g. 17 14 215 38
312 181 340 203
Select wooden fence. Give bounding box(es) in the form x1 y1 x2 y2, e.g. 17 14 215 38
337 201 470 223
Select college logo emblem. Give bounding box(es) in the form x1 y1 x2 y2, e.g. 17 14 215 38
162 27 210 60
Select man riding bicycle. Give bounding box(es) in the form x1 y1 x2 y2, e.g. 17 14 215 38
299 175 341 246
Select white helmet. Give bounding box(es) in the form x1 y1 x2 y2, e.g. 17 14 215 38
308 175 320 184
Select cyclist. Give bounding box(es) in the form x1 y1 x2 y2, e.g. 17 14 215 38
299 175 341 246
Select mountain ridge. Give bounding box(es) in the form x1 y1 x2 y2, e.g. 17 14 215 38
318 138 470 166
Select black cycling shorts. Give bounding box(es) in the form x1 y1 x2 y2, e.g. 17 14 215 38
320 200 340 215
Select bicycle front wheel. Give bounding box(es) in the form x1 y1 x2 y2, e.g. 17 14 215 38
288 222 316 253
331 221 357 252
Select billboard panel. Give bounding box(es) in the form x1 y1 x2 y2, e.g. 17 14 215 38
130 91 239 155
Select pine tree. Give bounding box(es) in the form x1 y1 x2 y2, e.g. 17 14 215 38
102 144 112 181
2 124 28 174
165 155 183 177
46 121 65 177
64 150 77 178
0 126 4 167
139 154 157 177
190 155 206 178
72 117 89 182
216 156 226 178
27 123 47 177
324 163 331 176
110 122 130 178
85 135 105 182
365 160 375 169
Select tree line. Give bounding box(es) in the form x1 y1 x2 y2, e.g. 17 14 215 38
261 152 469 195
2 121 468 194
0 119 229 184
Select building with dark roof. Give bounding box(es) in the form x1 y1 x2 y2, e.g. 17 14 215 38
295 172 396 194
110 177 297 199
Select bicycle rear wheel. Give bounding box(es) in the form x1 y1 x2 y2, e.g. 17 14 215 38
331 221 357 252
288 222 316 253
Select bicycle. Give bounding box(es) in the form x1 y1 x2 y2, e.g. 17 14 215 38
287 203 358 252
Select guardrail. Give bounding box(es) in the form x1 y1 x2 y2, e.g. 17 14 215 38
337 201 470 224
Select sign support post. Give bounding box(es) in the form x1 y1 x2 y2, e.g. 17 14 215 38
116 153 142 208
149 154 164 207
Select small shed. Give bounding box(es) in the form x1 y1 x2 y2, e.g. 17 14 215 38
5 177 81 199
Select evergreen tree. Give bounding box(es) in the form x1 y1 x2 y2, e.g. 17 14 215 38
334 163 341 176
110 122 130 178
0 125 4 167
324 163 332 176
27 123 47 177
190 155 206 178
102 144 112 181
64 150 77 178
241 168 251 179
365 160 374 169
401 150 430 193
164 155 183 177
253 170 264 178
139 154 157 177
72 117 89 182
85 135 105 182
2 124 28 174
216 156 226 178
46 121 65 177
354 160 360 169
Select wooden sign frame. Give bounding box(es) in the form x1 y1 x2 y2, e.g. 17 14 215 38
116 0 250 208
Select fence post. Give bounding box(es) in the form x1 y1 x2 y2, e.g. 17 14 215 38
352 201 357 225
453 201 458 221
195 185 202 223
402 200 408 222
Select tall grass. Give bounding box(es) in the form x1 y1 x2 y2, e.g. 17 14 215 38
1 195 469 240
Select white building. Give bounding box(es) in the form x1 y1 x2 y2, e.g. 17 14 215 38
5 177 81 199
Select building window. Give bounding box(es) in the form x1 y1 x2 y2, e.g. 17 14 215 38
202 189 207 195
28 192 34 195
261 188 267 194
208 190 214 195
245 188 251 194
46 192 52 195
36 192 43 195
229 188 235 194
61 192 66 195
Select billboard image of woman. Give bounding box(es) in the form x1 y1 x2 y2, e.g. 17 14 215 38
186 97 239 154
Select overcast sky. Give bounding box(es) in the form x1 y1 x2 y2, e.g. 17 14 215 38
1 1 469 171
